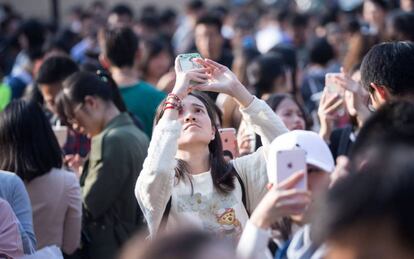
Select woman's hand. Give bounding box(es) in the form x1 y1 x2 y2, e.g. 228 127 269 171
318 89 344 142
333 69 371 126
193 59 254 108
64 154 85 179
249 172 311 229
171 57 209 100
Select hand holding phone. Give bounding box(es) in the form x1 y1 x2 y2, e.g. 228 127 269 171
219 128 239 159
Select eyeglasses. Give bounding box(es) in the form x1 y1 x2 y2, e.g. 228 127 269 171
66 102 84 125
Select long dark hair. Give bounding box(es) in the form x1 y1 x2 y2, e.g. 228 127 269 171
154 91 235 194
56 71 123 125
0 100 63 182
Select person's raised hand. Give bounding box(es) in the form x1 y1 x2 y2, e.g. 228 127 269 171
333 68 371 124
249 171 311 229
318 89 344 142
192 58 254 108
171 57 209 100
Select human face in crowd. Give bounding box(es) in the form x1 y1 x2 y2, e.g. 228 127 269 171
363 1 387 30
107 13 132 28
39 83 62 114
67 96 107 138
148 50 172 79
275 98 305 130
177 95 215 148
401 0 414 12
195 24 224 61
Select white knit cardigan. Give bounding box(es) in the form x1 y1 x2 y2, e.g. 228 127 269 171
135 97 288 237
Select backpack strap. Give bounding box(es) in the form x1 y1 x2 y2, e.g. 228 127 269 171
234 171 249 216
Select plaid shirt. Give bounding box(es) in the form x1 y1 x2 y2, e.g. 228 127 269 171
63 128 90 157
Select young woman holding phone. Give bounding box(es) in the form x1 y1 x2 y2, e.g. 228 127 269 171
135 57 291 242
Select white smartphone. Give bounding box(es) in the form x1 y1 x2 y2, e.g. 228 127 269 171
325 73 344 96
268 149 307 190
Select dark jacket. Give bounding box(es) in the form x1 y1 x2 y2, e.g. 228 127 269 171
80 112 149 259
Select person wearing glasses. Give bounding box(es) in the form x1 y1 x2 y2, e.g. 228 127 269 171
56 71 149 259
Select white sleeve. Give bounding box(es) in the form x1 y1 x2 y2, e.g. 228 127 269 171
135 118 182 237
236 220 273 259
239 97 288 146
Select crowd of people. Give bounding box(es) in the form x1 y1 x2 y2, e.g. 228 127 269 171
1 0 414 258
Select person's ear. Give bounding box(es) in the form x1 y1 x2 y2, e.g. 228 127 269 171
370 83 390 101
84 96 97 109
99 54 111 70
211 125 216 140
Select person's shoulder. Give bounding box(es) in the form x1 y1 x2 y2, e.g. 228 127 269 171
0 170 21 183
104 124 149 148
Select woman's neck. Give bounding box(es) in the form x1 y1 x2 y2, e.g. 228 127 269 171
102 103 121 128
110 67 140 87
176 145 210 175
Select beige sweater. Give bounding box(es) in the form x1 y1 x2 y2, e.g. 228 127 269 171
25 168 82 254
135 97 288 238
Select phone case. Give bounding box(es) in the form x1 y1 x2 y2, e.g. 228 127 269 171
325 73 344 96
267 149 307 190
177 53 202 72
219 128 239 159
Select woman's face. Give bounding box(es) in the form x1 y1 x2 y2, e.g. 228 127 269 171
148 50 172 79
177 95 215 148
69 97 105 138
275 98 306 130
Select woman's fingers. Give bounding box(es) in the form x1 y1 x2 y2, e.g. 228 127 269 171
323 98 344 114
277 171 306 190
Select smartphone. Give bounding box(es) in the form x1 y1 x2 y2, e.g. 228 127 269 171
219 128 239 159
177 53 202 72
325 73 344 96
268 149 307 190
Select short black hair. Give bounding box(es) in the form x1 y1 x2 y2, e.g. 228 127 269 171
350 100 414 166
309 37 335 66
99 27 139 68
186 0 205 11
36 56 79 85
196 14 222 32
0 100 62 182
360 41 414 96
109 3 134 18
365 0 389 10
247 53 286 98
313 148 414 252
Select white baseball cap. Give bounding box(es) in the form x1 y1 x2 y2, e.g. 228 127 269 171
268 130 335 173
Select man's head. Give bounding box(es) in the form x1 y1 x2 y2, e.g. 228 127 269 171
195 15 224 61
350 100 414 172
98 26 139 70
313 149 414 259
360 41 414 109
36 56 79 113
107 4 134 28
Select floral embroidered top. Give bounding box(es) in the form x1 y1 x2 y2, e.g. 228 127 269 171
135 97 288 240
